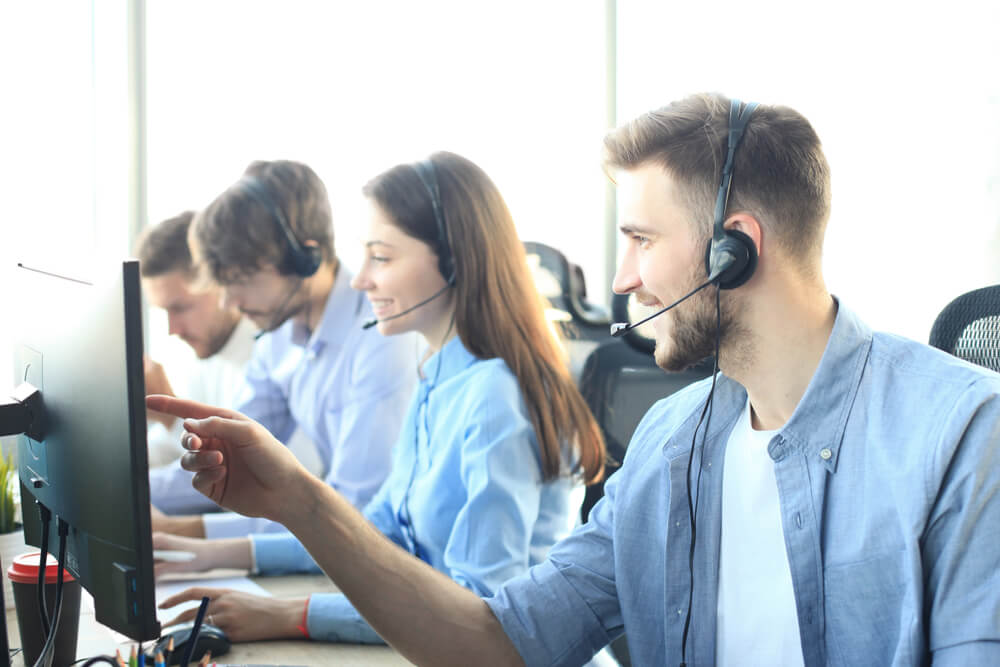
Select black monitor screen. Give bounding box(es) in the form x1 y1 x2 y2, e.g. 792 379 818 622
12 260 160 641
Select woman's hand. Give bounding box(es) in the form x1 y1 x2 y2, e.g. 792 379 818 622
152 533 252 578
145 395 309 523
158 587 307 642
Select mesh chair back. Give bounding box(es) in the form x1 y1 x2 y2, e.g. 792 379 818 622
929 285 1000 372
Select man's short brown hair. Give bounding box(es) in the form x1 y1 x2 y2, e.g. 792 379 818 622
603 92 832 266
191 160 335 285
135 211 197 278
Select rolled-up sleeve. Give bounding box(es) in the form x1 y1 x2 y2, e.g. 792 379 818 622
485 470 624 666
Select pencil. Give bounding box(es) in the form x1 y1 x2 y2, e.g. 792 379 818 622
197 650 212 666
129 645 138 667
181 597 211 667
116 648 127 667
165 636 174 666
154 651 165 667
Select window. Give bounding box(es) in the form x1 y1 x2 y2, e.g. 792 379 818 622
616 0 1000 340
144 0 609 373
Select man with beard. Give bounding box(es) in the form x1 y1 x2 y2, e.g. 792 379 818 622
151 160 417 540
149 95 1000 665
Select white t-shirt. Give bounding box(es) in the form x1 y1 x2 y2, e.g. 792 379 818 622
716 398 805 667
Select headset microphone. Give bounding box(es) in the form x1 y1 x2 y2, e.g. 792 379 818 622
364 158 456 332
609 258 738 337
362 283 451 330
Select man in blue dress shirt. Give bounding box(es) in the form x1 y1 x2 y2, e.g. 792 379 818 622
151 160 417 539
150 96 1000 665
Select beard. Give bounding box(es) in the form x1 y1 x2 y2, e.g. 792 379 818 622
192 312 240 359
654 266 744 372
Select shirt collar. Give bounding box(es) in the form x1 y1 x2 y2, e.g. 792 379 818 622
288 264 361 356
662 298 872 474
776 298 872 472
420 336 479 390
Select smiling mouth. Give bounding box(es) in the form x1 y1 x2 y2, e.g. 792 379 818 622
369 299 393 315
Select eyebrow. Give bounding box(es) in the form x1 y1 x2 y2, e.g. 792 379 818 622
618 222 658 237
364 240 394 248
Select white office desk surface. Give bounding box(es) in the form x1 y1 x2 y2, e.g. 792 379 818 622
2 530 412 667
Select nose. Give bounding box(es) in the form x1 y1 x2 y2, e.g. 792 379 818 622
350 260 374 292
612 243 642 295
167 312 183 337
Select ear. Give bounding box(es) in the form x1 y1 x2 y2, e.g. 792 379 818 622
724 213 762 259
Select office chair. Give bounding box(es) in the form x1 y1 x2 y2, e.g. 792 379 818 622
524 241 612 381
578 293 712 522
523 241 610 335
928 284 1000 372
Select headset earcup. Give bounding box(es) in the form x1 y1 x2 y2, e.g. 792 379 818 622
704 229 758 290
295 244 322 277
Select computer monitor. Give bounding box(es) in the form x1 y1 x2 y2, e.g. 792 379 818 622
6 260 160 641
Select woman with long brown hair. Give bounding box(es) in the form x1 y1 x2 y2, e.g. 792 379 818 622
152 151 604 644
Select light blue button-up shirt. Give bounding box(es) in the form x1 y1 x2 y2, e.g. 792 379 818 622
150 266 419 537
253 336 577 642
487 301 1000 666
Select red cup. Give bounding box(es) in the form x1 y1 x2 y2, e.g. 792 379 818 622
7 552 80 666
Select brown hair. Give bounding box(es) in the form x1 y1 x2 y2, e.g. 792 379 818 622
135 211 196 278
192 160 335 284
604 92 832 266
363 152 605 484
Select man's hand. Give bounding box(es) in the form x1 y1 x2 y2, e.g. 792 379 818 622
150 504 205 538
145 395 309 524
145 357 177 428
158 586 306 642
152 532 252 578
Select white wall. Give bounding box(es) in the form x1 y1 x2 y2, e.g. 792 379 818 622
142 0 610 373
4 0 1000 407
1 2 133 455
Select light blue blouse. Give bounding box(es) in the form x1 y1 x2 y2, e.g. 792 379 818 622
253 336 577 642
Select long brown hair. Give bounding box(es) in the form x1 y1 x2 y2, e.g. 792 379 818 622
363 152 604 484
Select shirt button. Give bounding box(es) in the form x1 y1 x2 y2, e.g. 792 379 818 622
820 448 832 460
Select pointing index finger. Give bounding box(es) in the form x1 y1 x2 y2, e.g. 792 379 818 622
145 395 241 421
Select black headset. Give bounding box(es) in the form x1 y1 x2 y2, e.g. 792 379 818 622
412 159 457 287
704 99 759 290
238 176 322 278
679 98 760 667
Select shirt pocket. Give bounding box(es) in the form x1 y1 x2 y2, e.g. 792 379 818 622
823 549 916 666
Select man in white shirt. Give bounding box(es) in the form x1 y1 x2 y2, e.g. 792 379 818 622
152 160 417 539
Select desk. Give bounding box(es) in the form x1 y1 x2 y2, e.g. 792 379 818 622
2 534 411 666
